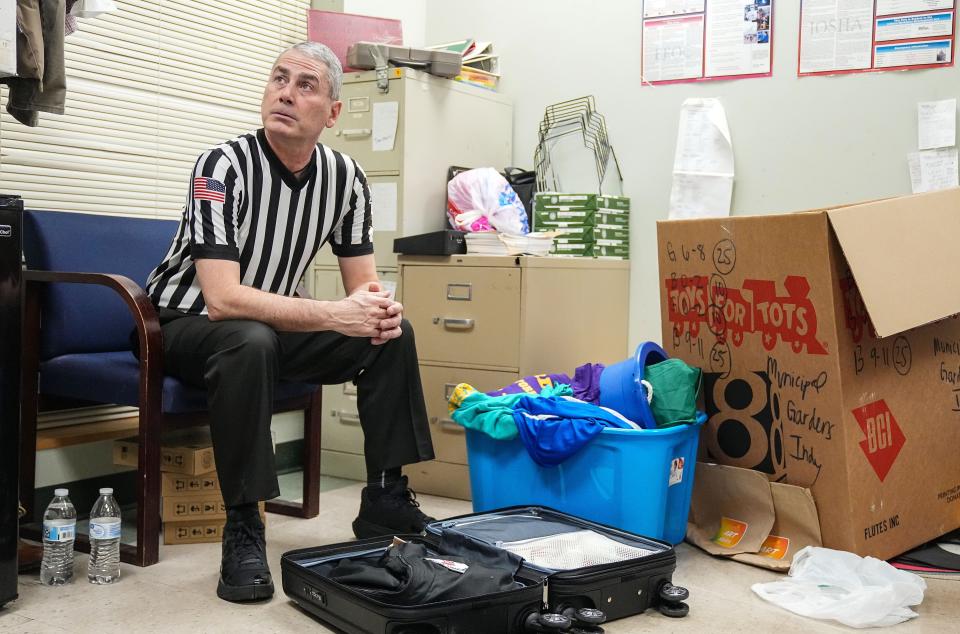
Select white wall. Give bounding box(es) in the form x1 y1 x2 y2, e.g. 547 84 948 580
425 0 960 351
343 0 428 47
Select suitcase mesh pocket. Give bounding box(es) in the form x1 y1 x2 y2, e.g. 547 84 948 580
500 530 657 570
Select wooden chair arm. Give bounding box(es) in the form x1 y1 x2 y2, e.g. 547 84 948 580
22 270 164 391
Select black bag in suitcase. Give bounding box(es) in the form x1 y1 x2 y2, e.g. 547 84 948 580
281 506 689 634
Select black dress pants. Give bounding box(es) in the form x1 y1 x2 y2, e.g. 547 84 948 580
157 308 435 506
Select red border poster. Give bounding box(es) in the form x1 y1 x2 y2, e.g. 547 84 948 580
642 0 775 85
798 0 956 76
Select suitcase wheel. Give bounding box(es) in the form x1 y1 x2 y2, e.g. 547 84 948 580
561 606 607 626
658 601 690 618
659 582 690 604
523 611 572 632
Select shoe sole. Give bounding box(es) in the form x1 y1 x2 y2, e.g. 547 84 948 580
216 577 275 603
352 516 396 540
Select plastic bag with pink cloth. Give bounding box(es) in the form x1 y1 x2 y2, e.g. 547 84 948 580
446 167 530 234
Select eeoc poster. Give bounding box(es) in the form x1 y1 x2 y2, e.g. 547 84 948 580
642 0 774 85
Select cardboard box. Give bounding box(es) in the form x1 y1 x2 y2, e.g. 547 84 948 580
161 494 264 522
113 428 216 475
163 504 266 545
164 519 225 545
161 471 221 496
162 493 226 521
658 188 960 560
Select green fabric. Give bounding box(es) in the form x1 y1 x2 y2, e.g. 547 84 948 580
451 383 572 439
645 359 702 428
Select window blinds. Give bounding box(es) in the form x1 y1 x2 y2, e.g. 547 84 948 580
0 0 310 219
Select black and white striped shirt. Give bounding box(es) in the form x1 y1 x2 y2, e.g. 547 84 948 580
147 129 372 314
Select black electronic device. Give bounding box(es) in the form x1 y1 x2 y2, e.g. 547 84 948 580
0 194 23 607
393 230 466 256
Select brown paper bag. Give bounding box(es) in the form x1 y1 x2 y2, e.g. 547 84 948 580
687 462 823 570
686 463 775 556
732 483 822 570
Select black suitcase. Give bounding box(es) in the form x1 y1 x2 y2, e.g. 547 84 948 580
281 506 689 634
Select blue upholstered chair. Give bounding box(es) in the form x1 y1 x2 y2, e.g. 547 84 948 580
20 210 322 567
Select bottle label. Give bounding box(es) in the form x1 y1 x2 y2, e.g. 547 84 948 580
89 519 122 540
43 521 76 542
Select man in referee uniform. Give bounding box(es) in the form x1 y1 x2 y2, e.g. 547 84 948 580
144 42 435 602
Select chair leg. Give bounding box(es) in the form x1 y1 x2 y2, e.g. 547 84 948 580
265 390 322 519
301 389 322 518
129 403 162 567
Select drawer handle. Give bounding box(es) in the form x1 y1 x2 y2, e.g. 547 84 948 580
440 418 464 433
442 317 474 330
443 383 458 401
446 283 472 301
340 128 371 138
343 383 357 396
338 412 361 425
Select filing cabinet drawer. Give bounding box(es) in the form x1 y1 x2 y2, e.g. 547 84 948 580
320 382 363 455
405 459 471 501
328 77 404 174
419 364 517 465
403 266 521 368
309 267 397 300
312 174 402 269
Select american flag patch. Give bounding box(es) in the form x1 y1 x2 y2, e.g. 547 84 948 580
193 177 226 203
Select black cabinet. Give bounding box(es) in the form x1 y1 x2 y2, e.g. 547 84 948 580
0 195 23 607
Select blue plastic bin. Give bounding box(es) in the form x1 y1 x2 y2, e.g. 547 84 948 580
465 419 704 544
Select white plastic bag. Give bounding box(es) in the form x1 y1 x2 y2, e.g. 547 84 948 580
752 546 926 628
447 168 530 235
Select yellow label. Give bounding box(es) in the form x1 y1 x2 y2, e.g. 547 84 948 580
713 517 748 548
759 535 790 560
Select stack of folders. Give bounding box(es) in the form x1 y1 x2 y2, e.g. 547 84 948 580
426 38 500 90
465 231 555 256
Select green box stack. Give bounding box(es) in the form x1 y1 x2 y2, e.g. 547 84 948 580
534 193 630 259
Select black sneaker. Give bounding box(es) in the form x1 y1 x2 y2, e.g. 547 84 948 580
216 516 274 602
352 475 437 539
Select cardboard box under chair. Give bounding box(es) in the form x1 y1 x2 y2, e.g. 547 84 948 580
162 494 265 522
164 519 226 545
162 471 221 496
658 187 960 561
163 503 265 545
113 428 215 476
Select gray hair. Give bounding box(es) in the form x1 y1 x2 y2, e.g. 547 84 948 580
278 41 343 101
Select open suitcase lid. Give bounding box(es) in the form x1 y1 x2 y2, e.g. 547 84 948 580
425 505 675 575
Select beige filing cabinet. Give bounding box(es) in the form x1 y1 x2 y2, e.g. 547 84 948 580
307 69 512 481
399 255 631 500
311 67 513 271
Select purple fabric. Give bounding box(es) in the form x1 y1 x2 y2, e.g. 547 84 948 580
572 363 605 404
486 373 572 396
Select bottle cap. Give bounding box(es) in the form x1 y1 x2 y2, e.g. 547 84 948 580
54 488 68 497
99 487 113 495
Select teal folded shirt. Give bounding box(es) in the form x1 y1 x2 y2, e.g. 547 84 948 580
451 383 572 439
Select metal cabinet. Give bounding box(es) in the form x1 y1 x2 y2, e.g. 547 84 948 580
311 67 513 271
400 255 631 500
307 68 512 481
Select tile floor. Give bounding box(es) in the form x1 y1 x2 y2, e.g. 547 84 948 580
3 476 957 633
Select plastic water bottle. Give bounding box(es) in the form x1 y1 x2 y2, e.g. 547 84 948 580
40 488 76 585
88 487 121 584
